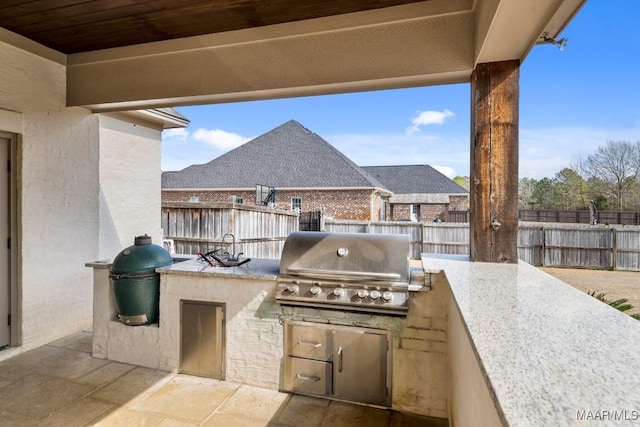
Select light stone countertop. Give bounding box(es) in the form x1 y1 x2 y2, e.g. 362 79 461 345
156 257 280 280
89 256 428 291
422 253 640 426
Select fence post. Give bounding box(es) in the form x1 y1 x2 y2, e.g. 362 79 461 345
612 227 617 271
541 226 546 267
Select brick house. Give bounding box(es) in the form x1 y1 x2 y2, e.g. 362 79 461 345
162 120 468 221
162 120 391 220
362 165 469 222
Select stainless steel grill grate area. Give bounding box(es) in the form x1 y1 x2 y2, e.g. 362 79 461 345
276 231 411 315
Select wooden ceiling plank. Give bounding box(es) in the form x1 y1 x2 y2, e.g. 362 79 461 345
0 0 95 19
5 0 167 33
18 0 426 54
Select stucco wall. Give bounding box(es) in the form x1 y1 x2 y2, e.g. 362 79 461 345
0 37 101 352
99 114 164 260
0 38 165 356
20 108 100 350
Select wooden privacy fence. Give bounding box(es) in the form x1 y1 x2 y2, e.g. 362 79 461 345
519 209 640 225
162 203 299 259
449 210 640 225
325 220 640 271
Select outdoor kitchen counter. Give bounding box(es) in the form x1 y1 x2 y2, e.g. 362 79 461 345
155 257 280 280
422 253 640 426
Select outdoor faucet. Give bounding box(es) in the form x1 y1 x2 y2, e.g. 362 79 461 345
222 233 237 259
220 233 250 266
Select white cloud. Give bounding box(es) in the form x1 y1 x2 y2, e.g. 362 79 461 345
432 165 456 178
407 109 455 135
192 128 251 151
162 128 189 141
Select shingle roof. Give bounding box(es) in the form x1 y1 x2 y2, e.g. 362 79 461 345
162 120 387 190
361 165 468 194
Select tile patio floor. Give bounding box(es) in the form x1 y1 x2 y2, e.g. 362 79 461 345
0 331 447 426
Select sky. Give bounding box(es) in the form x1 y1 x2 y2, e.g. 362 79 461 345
161 1 640 180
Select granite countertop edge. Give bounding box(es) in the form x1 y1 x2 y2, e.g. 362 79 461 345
421 253 640 426
156 257 280 280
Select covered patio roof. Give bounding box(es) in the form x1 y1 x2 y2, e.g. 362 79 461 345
0 0 584 112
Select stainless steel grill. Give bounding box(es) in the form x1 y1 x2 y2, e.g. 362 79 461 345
276 231 411 315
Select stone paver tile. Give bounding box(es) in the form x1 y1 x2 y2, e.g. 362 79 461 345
390 411 449 427
89 367 173 405
90 408 164 426
320 401 390 427
204 412 286 427
156 418 199 427
271 394 330 427
0 346 90 381
216 384 289 421
48 331 92 350
0 349 43 381
0 410 40 426
36 349 111 380
131 375 239 423
39 397 112 427
0 373 94 419
61 334 93 353
76 361 136 387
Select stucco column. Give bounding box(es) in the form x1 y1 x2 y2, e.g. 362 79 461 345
470 60 520 263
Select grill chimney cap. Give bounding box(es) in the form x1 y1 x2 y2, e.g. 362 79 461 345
134 234 152 245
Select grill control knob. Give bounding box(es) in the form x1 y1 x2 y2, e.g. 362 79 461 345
369 290 381 301
333 288 345 297
356 289 369 299
382 291 394 302
286 284 299 294
310 286 321 296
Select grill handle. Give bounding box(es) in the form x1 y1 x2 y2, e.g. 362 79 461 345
286 268 402 281
296 374 321 382
297 340 322 348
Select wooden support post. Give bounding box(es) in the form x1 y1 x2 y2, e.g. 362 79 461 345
470 60 520 263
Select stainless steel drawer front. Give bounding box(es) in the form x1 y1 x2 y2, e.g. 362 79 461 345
284 357 332 396
286 323 332 361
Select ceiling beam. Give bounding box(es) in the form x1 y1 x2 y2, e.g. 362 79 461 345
66 2 474 111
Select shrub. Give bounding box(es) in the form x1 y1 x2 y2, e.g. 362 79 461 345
588 290 640 320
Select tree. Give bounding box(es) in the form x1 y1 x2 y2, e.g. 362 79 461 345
453 176 469 190
531 177 555 208
583 141 640 210
553 168 589 210
518 177 537 208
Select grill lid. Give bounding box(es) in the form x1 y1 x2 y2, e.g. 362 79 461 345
279 231 410 284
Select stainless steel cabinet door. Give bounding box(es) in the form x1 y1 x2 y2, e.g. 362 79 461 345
333 329 390 406
180 301 225 379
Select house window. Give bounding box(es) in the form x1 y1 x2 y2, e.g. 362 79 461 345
235 196 244 204
411 204 420 222
291 197 302 212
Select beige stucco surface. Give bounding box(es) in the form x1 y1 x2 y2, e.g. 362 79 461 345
99 114 164 259
0 40 98 354
0 38 168 359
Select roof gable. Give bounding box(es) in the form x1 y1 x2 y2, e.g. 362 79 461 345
162 120 387 190
361 165 468 194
